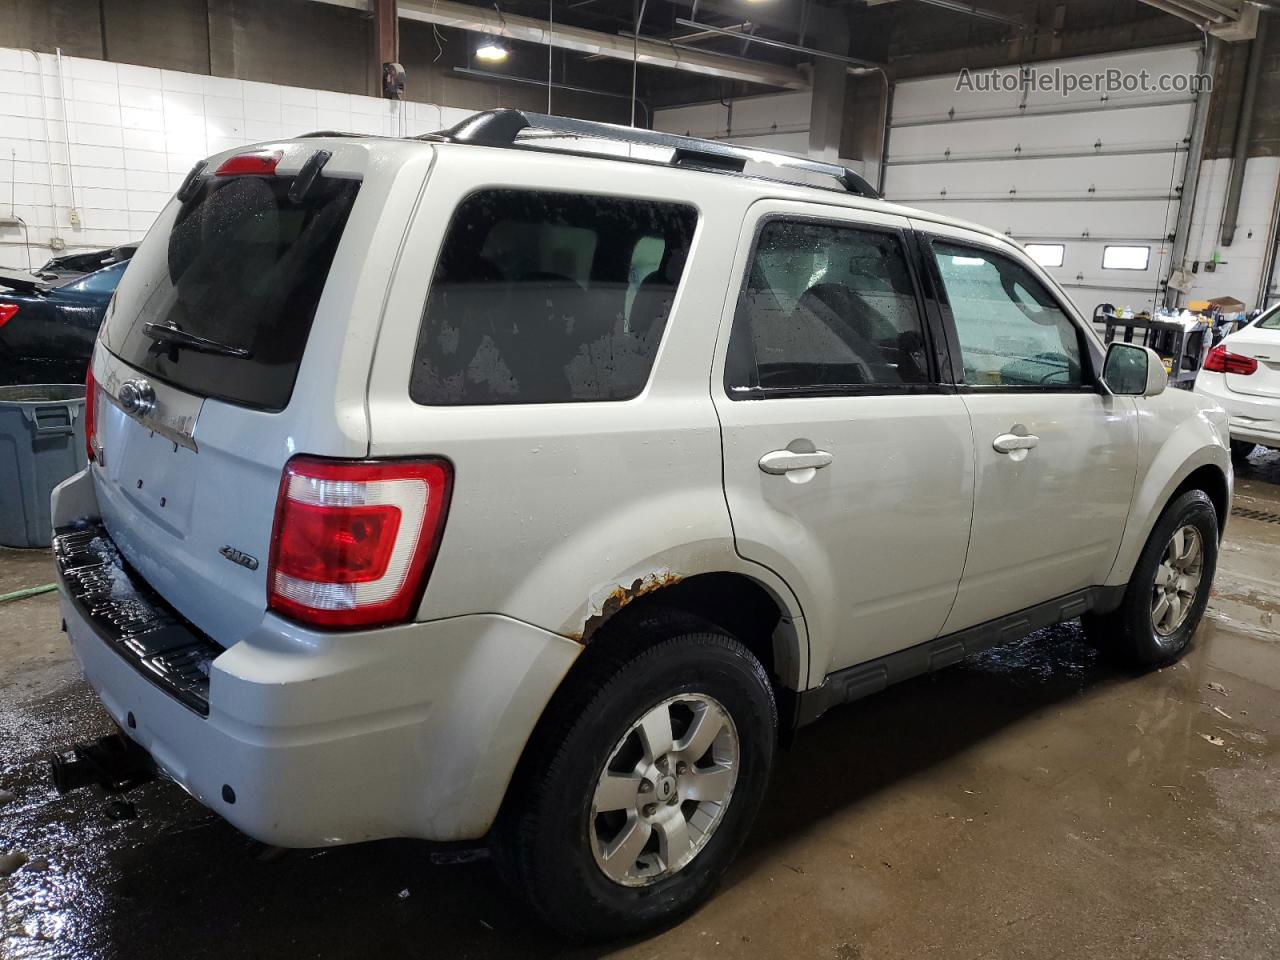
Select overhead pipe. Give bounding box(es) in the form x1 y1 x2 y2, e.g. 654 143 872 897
312 0 809 89
1185 0 1249 18
55 48 77 230
1168 0 1233 22
674 18 883 67
18 50 60 239
1139 0 1216 29
1222 14 1267 246
910 0 1026 27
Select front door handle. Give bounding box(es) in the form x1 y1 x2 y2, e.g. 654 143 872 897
759 449 834 475
992 432 1040 454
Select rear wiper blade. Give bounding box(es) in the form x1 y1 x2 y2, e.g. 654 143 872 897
143 322 251 359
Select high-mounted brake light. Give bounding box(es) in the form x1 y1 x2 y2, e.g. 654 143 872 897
84 365 98 464
268 457 453 628
0 303 18 328
1204 344 1258 376
214 150 283 177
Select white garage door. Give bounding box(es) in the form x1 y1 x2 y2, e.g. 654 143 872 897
884 45 1200 320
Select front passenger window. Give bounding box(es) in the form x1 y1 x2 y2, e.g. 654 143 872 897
931 242 1084 387
725 220 930 396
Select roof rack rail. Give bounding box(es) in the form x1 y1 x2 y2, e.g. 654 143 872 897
427 109 880 199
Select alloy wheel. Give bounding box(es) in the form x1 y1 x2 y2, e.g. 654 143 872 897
590 694 739 887
1151 524 1204 638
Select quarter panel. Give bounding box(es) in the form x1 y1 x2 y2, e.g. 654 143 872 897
364 148 813 680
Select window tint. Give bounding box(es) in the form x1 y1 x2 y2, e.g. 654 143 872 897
932 242 1084 387
101 173 360 411
725 220 930 396
1258 306 1280 330
410 190 696 405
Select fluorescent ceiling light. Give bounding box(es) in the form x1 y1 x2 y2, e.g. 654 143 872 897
476 42 510 63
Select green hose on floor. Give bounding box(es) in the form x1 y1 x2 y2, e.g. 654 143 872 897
0 583 57 604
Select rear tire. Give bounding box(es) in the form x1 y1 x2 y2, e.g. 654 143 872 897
1231 439 1256 463
495 611 777 941
1082 489 1218 667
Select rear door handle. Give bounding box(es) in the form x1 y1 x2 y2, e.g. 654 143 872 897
992 432 1040 454
759 449 834 475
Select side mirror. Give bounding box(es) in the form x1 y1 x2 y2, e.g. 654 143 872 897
1103 342 1167 397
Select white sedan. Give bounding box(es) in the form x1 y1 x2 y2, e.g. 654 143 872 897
1196 306 1280 458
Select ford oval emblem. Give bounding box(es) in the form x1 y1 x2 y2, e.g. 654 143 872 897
118 378 156 418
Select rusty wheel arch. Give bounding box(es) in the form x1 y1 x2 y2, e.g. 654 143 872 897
570 571 802 696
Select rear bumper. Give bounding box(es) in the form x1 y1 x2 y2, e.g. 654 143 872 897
1193 373 1280 448
52 469 581 847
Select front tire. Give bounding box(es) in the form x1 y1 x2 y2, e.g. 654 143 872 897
1083 489 1218 667
496 612 776 940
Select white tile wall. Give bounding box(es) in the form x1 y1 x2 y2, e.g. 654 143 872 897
0 46 474 270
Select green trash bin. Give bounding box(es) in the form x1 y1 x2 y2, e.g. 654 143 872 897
0 384 87 548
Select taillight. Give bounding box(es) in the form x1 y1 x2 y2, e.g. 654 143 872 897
268 457 453 629
1204 344 1258 376
214 149 283 177
84 365 98 464
0 303 18 328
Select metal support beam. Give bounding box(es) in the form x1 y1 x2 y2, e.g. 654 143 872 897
374 0 398 64
1166 37 1218 307
807 31 848 163
311 0 809 88
1222 14 1267 245
372 0 399 99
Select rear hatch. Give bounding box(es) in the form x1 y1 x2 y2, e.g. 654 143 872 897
1222 321 1280 399
88 138 430 644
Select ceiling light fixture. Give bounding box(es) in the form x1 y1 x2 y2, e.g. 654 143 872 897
476 41 510 62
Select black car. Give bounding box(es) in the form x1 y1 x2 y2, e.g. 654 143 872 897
0 260 128 385
35 243 139 283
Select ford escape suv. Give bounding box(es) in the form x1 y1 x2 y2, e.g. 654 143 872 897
52 110 1232 939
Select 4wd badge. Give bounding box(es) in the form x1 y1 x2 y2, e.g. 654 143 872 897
219 545 259 571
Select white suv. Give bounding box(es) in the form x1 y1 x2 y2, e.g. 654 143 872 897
52 111 1232 939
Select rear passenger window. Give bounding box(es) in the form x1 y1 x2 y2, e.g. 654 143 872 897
725 220 931 396
410 190 697 405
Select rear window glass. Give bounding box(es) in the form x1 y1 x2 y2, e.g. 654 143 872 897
410 189 697 405
101 172 359 411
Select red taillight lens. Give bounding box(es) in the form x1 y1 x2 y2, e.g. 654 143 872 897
268 457 453 629
1204 344 1258 376
274 502 402 584
84 365 98 464
214 149 283 177
0 303 18 328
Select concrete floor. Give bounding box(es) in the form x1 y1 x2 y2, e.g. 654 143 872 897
3 456 1280 959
